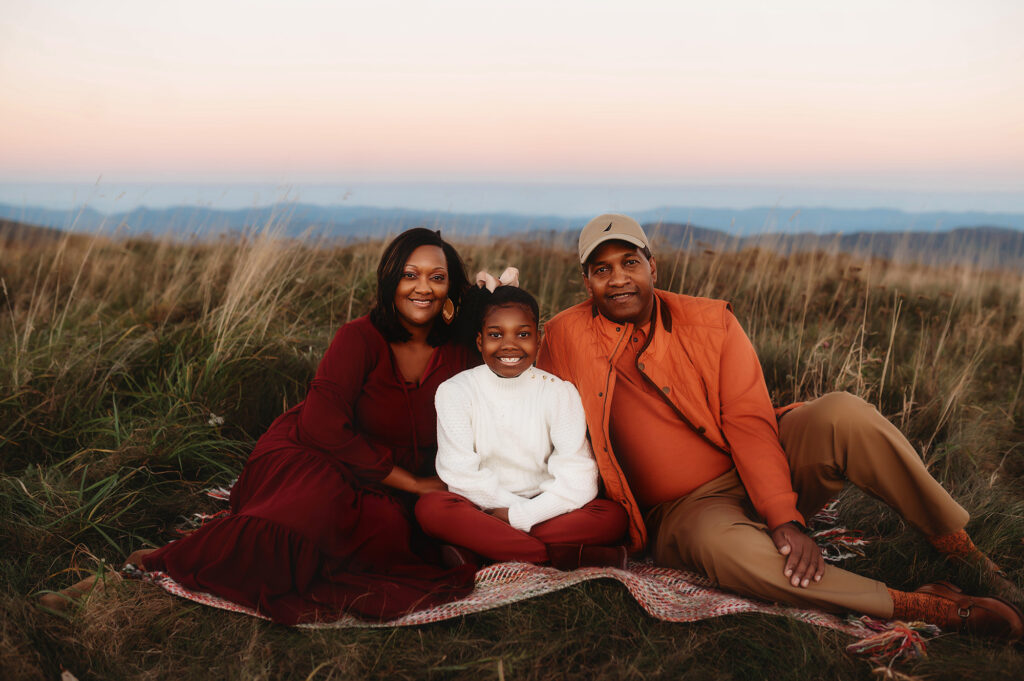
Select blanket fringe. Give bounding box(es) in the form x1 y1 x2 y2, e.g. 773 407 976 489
204 480 236 502
174 509 231 535
870 667 926 681
812 527 871 563
809 499 841 527
809 499 872 563
845 616 940 663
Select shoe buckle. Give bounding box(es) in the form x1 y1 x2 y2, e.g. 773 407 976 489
957 605 972 619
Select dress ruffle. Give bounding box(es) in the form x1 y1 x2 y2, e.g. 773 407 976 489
143 447 474 624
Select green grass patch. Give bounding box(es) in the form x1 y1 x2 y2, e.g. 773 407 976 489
2 230 1022 679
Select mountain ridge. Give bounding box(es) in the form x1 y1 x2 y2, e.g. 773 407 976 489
1 202 1022 268
3 201 1024 236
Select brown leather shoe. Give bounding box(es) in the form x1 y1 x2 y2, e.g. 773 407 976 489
915 580 1024 641
942 548 1024 607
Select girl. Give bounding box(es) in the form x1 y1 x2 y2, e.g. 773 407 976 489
416 286 629 569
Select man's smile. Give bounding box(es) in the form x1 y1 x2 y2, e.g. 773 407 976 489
582 241 657 326
607 291 638 301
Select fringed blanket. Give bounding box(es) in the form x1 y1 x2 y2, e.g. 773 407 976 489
125 487 937 663
125 559 864 634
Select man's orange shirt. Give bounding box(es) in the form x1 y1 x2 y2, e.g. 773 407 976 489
609 325 733 509
537 292 804 551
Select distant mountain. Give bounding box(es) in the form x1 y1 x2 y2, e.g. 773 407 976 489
1 202 1022 268
647 222 1024 269
0 217 67 243
0 202 580 239
632 206 1024 235
4 201 1024 238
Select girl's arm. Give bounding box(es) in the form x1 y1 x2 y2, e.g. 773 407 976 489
434 379 522 510
506 381 598 532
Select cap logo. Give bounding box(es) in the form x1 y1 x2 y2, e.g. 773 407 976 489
603 222 613 232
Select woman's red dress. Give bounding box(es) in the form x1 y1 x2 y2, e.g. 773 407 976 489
142 316 477 624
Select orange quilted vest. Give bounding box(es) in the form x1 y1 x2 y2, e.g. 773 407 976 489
537 290 799 552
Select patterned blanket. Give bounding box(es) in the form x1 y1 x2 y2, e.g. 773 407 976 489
126 560 871 636
126 486 933 662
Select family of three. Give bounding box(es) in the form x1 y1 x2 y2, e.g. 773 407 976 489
44 216 1022 639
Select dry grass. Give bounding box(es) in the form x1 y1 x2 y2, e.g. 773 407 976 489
1 225 1022 680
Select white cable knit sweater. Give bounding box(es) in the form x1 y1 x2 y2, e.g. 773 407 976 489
434 364 599 533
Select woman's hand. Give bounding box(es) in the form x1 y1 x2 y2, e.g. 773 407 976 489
381 466 447 495
414 475 448 495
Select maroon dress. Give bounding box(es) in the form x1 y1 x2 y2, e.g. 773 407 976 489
142 316 477 624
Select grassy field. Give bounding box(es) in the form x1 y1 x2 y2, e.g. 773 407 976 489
2 224 1023 680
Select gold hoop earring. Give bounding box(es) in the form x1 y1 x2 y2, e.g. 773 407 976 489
441 298 455 324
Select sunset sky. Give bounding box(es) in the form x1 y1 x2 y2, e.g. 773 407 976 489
1 1 1022 213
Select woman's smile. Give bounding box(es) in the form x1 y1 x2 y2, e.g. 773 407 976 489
394 245 449 332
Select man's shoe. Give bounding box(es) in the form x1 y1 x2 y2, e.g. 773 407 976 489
547 544 628 571
914 580 1024 641
975 563 1024 608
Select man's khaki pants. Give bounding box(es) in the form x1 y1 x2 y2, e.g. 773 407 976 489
644 392 969 617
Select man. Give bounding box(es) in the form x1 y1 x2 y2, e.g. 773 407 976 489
536 213 1023 638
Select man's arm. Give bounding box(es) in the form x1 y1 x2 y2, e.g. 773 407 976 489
718 310 823 587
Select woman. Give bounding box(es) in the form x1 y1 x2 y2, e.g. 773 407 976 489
45 228 483 623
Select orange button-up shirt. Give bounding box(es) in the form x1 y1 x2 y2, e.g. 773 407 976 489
537 291 803 551
606 311 798 516
609 325 734 509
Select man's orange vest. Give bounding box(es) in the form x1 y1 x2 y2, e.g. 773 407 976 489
537 290 800 552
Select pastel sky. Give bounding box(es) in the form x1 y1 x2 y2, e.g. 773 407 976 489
1 1 1022 211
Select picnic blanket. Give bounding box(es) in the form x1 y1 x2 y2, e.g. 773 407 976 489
124 559 869 635
122 485 936 662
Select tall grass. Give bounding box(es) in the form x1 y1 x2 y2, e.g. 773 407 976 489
1 225 1022 680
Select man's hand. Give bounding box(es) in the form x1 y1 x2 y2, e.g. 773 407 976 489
770 522 824 588
487 507 510 524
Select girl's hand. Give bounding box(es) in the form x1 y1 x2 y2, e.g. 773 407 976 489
487 507 510 524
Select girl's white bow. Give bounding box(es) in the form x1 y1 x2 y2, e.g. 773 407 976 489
475 267 520 292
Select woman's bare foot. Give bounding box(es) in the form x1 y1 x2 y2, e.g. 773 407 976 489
38 571 121 612
38 548 156 613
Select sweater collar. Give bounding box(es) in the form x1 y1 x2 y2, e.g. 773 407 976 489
473 363 540 394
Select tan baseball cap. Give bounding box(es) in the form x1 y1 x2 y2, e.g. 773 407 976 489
578 213 651 265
